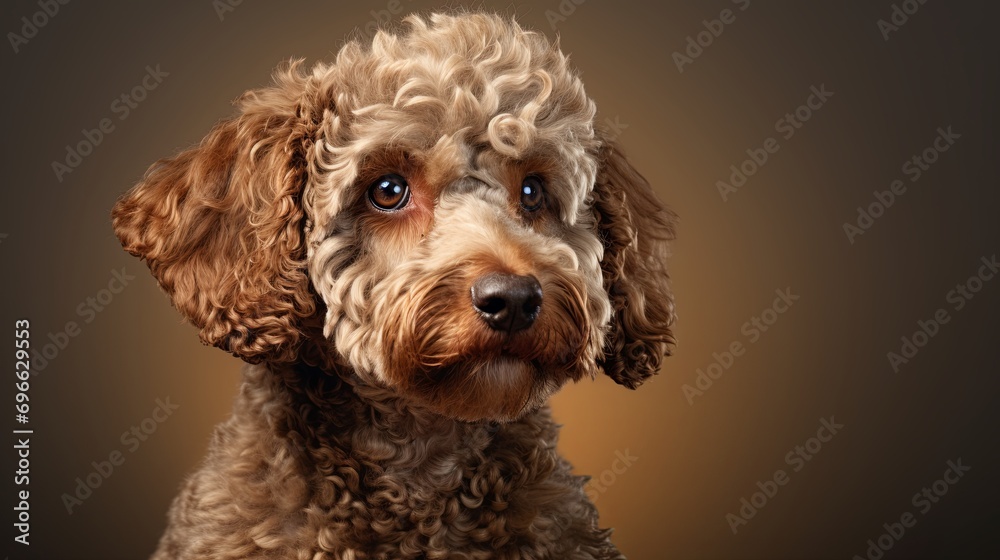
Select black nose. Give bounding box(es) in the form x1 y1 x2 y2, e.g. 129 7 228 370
471 273 543 333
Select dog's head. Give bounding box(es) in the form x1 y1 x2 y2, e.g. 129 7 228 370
112 13 676 421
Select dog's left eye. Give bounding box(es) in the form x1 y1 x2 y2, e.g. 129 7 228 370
368 174 410 211
520 176 545 212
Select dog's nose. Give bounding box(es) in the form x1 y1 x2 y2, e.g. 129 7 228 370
471 273 543 333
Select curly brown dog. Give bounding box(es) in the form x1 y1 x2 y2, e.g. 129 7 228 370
112 12 675 559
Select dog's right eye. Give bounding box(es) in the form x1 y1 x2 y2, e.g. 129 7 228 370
368 174 410 211
520 176 545 212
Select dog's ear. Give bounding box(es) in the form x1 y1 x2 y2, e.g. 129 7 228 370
111 65 317 363
592 131 677 388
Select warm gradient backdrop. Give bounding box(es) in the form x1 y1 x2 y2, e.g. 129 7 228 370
2 1 997 558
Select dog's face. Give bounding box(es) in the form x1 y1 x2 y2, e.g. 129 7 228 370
112 13 676 422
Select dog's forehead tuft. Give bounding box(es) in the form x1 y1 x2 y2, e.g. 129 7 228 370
331 13 596 151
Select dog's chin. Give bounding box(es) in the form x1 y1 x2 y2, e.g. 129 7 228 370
405 355 561 423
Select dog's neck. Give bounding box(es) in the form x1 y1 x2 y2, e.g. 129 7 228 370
213 360 605 557
244 359 557 479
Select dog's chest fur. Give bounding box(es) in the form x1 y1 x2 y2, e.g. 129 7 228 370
151 364 623 560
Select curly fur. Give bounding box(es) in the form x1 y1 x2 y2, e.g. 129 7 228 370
112 12 675 559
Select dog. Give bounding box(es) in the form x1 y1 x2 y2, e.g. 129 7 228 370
112 12 675 559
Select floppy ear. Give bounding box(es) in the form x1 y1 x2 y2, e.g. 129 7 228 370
592 132 677 388
111 65 317 363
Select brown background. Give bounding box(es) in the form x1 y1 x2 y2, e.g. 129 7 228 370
2 1 998 558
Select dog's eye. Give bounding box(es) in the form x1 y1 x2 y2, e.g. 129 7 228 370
368 174 410 211
520 176 545 212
